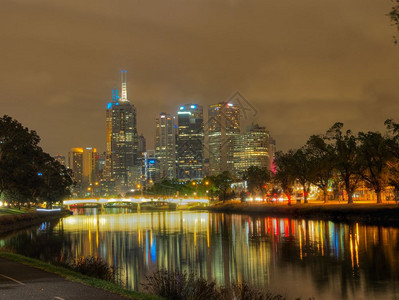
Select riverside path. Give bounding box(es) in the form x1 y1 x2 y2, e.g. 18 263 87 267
0 257 128 299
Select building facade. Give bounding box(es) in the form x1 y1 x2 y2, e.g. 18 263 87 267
208 102 240 175
68 147 98 196
143 150 160 184
105 71 139 193
233 124 270 177
68 148 83 188
155 112 176 180
176 104 204 180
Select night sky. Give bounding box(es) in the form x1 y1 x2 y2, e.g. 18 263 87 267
1 0 398 156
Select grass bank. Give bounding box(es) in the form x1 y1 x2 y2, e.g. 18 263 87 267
209 201 399 226
0 252 162 300
0 208 71 235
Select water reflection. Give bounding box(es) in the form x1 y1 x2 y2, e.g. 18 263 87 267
2 210 399 299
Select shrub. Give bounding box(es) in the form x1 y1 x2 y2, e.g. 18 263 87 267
142 269 220 300
141 269 307 300
70 256 116 282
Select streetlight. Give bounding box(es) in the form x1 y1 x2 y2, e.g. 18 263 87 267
192 181 198 197
137 183 143 197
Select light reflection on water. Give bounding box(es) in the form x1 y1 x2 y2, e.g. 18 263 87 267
2 209 399 299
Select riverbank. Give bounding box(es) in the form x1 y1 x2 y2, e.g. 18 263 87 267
0 252 160 299
208 201 399 226
0 208 72 235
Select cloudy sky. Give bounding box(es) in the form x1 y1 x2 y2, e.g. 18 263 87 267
1 0 398 156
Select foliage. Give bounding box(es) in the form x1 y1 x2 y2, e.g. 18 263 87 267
69 256 116 282
142 269 220 300
242 166 271 199
389 1 399 43
357 131 393 203
142 269 298 300
0 115 73 207
274 148 314 204
305 135 335 203
324 123 363 204
274 120 399 204
274 151 295 204
213 171 234 202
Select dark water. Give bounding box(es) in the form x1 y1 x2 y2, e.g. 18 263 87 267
1 209 399 299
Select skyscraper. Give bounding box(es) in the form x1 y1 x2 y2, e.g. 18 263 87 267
233 124 270 177
176 104 204 180
105 71 139 193
155 112 176 180
208 102 240 175
68 147 98 196
68 148 83 187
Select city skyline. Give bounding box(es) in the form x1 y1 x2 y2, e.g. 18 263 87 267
1 1 398 158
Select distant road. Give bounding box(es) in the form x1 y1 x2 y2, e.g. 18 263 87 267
0 257 127 299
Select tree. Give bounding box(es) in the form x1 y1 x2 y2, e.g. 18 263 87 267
390 1 399 43
213 171 234 202
357 131 393 203
306 135 335 203
326 123 363 204
384 119 399 197
242 166 271 200
0 115 42 206
0 115 73 207
291 147 314 204
274 151 296 205
38 153 74 208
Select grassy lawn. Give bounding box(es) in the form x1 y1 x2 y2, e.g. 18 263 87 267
0 207 32 215
0 252 162 300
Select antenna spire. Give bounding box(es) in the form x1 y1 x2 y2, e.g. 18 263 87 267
121 70 128 101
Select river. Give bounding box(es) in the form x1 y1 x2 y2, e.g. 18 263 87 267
1 208 399 299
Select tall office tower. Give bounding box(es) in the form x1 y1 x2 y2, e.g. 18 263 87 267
68 148 84 187
208 102 240 175
105 71 139 193
68 147 98 196
155 112 176 180
82 147 98 185
233 124 270 177
176 104 204 180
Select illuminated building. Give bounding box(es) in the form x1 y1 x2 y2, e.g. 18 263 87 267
68 147 98 196
105 71 139 193
68 148 84 187
143 150 160 183
155 112 176 180
176 104 204 180
208 102 240 175
233 124 270 176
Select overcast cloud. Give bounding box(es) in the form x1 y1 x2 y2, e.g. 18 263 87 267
0 0 398 155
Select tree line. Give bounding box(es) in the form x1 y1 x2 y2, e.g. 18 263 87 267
0 115 73 208
125 120 399 205
274 120 399 204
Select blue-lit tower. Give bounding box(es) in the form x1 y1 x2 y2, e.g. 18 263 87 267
105 71 139 194
176 104 204 180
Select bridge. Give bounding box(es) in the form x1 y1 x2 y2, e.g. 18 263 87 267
63 197 209 209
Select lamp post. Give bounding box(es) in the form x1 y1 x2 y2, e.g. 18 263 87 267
192 181 198 197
